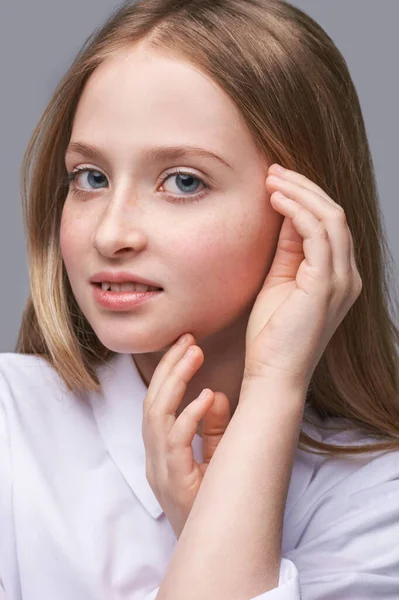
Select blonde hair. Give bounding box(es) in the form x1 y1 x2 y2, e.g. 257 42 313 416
15 0 399 456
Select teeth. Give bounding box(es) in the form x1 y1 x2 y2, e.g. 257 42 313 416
100 282 160 292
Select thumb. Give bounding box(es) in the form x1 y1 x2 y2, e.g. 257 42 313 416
202 392 231 465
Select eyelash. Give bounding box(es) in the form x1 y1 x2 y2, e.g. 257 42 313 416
62 166 210 204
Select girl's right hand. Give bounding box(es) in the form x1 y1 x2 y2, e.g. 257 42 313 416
141 333 231 539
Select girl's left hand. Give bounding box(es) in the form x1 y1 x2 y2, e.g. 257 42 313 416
244 164 363 389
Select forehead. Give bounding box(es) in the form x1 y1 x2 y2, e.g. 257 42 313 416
70 45 258 164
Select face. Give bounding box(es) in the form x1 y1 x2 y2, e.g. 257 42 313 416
60 42 283 355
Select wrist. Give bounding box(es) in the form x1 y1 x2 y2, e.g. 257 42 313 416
240 370 308 411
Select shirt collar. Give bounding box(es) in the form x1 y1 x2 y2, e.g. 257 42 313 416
88 352 204 520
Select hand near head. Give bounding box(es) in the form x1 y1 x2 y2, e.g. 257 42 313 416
243 164 362 391
142 333 231 539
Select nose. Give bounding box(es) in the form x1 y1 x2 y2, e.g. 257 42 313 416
92 192 147 258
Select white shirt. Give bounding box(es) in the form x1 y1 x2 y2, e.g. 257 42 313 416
0 351 398 600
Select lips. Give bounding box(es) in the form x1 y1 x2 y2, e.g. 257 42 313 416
92 282 162 292
91 282 162 311
90 271 163 289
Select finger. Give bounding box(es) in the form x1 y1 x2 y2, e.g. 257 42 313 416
268 167 358 278
268 177 351 278
202 392 231 465
270 192 334 290
168 389 214 451
268 164 336 206
146 345 205 430
143 333 195 415
166 389 215 487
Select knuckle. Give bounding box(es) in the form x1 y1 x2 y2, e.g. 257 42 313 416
316 222 329 239
339 277 353 300
146 407 159 425
172 360 187 379
318 282 334 305
296 172 308 185
165 432 179 453
354 273 363 295
173 352 191 374
334 206 347 222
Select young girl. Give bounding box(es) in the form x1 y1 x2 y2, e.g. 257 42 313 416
1 0 398 597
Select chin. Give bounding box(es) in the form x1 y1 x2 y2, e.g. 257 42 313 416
90 328 173 355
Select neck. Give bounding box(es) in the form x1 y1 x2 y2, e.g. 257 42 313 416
132 310 250 438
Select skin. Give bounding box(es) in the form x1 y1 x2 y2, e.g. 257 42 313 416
60 40 284 434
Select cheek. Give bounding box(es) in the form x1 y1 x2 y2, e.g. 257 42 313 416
59 207 86 274
170 208 280 303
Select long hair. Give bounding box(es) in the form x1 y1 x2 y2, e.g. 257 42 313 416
15 0 399 456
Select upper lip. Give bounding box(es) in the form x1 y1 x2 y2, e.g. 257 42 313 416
90 271 163 289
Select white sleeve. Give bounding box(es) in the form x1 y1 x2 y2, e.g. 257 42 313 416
149 557 300 600
251 452 399 599
149 558 300 600
250 558 301 599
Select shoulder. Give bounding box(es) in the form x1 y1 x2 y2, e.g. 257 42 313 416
0 352 68 398
0 352 58 383
303 412 398 486
286 412 399 545
281 416 399 594
0 353 80 427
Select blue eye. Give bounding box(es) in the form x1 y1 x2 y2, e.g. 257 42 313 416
160 169 209 203
166 173 201 194
63 167 210 204
70 168 107 190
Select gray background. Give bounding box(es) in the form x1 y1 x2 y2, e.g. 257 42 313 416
1 1 398 352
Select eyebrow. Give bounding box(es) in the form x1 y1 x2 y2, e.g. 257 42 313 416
65 141 233 170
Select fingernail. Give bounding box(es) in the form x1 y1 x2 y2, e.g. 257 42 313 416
272 164 286 174
177 334 189 345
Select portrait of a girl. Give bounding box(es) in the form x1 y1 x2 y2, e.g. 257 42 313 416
1 0 398 598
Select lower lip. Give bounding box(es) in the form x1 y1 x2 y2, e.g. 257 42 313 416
91 284 163 311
